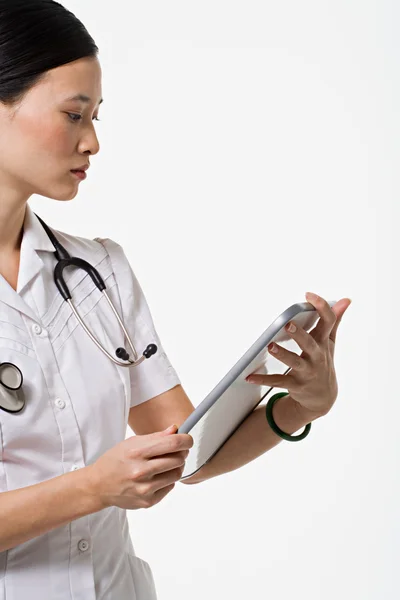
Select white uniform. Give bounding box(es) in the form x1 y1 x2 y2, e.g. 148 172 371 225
0 203 181 599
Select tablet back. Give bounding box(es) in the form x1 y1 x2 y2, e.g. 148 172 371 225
179 301 336 479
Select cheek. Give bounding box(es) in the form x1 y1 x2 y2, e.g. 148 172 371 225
27 118 73 159
0 111 78 195
17 112 74 164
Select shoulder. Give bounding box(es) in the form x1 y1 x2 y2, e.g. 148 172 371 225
49 227 126 269
50 228 141 297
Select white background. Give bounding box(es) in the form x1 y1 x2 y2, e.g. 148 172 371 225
30 1 399 598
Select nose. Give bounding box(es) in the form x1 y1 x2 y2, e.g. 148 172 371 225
78 124 100 157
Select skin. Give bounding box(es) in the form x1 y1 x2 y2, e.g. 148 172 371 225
0 56 102 254
247 292 352 419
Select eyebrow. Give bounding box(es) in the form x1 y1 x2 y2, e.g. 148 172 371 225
65 94 103 106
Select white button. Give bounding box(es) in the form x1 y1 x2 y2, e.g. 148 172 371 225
55 398 66 409
71 465 79 471
32 324 42 335
78 539 89 552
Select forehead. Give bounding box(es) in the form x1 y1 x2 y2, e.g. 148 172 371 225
33 57 103 105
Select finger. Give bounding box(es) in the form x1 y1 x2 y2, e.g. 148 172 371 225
150 466 184 493
283 321 320 358
305 293 337 341
155 424 179 436
245 372 296 390
151 482 177 506
141 434 193 459
329 298 352 343
267 342 306 371
145 451 189 478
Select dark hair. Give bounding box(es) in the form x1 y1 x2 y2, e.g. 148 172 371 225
0 0 98 106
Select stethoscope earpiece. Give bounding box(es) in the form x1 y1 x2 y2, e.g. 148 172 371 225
116 347 130 361
116 343 158 363
143 344 157 359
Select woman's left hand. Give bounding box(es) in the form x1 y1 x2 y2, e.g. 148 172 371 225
245 293 352 420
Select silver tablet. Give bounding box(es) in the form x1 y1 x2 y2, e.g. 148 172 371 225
179 300 336 480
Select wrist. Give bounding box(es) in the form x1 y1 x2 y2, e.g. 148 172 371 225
81 465 110 512
289 396 326 424
271 394 319 436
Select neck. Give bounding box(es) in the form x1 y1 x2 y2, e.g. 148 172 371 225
0 201 27 254
0 169 32 254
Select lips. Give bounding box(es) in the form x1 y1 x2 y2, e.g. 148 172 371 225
71 164 89 172
70 170 87 180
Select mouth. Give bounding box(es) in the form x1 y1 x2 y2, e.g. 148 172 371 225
70 170 87 180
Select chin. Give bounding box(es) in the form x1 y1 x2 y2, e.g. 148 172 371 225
40 186 79 202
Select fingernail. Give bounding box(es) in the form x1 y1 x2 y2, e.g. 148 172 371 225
306 292 319 302
269 343 278 353
245 376 255 383
166 424 178 432
286 322 296 333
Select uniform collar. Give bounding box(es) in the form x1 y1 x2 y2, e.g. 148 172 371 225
0 203 105 323
0 204 52 322
23 203 57 253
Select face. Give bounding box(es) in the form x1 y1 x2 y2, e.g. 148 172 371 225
0 56 102 203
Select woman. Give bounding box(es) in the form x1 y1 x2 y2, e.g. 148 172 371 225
0 1 351 599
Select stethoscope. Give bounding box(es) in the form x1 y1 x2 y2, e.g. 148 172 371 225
0 215 158 415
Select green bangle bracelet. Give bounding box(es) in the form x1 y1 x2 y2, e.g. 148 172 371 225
266 392 312 442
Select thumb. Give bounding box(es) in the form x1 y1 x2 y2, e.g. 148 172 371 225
159 424 178 435
330 298 352 343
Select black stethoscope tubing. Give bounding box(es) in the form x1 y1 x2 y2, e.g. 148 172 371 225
34 214 157 367
0 215 158 414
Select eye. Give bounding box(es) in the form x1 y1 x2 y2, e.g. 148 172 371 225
67 113 101 123
67 113 81 122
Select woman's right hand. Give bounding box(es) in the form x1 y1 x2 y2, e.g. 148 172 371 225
85 425 194 511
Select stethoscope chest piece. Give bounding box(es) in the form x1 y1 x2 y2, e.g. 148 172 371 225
0 363 25 414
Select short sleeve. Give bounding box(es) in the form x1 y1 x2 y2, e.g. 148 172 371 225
94 237 181 408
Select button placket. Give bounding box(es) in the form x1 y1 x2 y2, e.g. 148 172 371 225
28 315 87 482
19 265 97 599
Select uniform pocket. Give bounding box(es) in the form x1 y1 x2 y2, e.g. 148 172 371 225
126 552 158 600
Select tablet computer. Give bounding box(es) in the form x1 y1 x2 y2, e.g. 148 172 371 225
178 300 336 480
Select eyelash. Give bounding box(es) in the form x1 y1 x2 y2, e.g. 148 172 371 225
67 113 101 123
